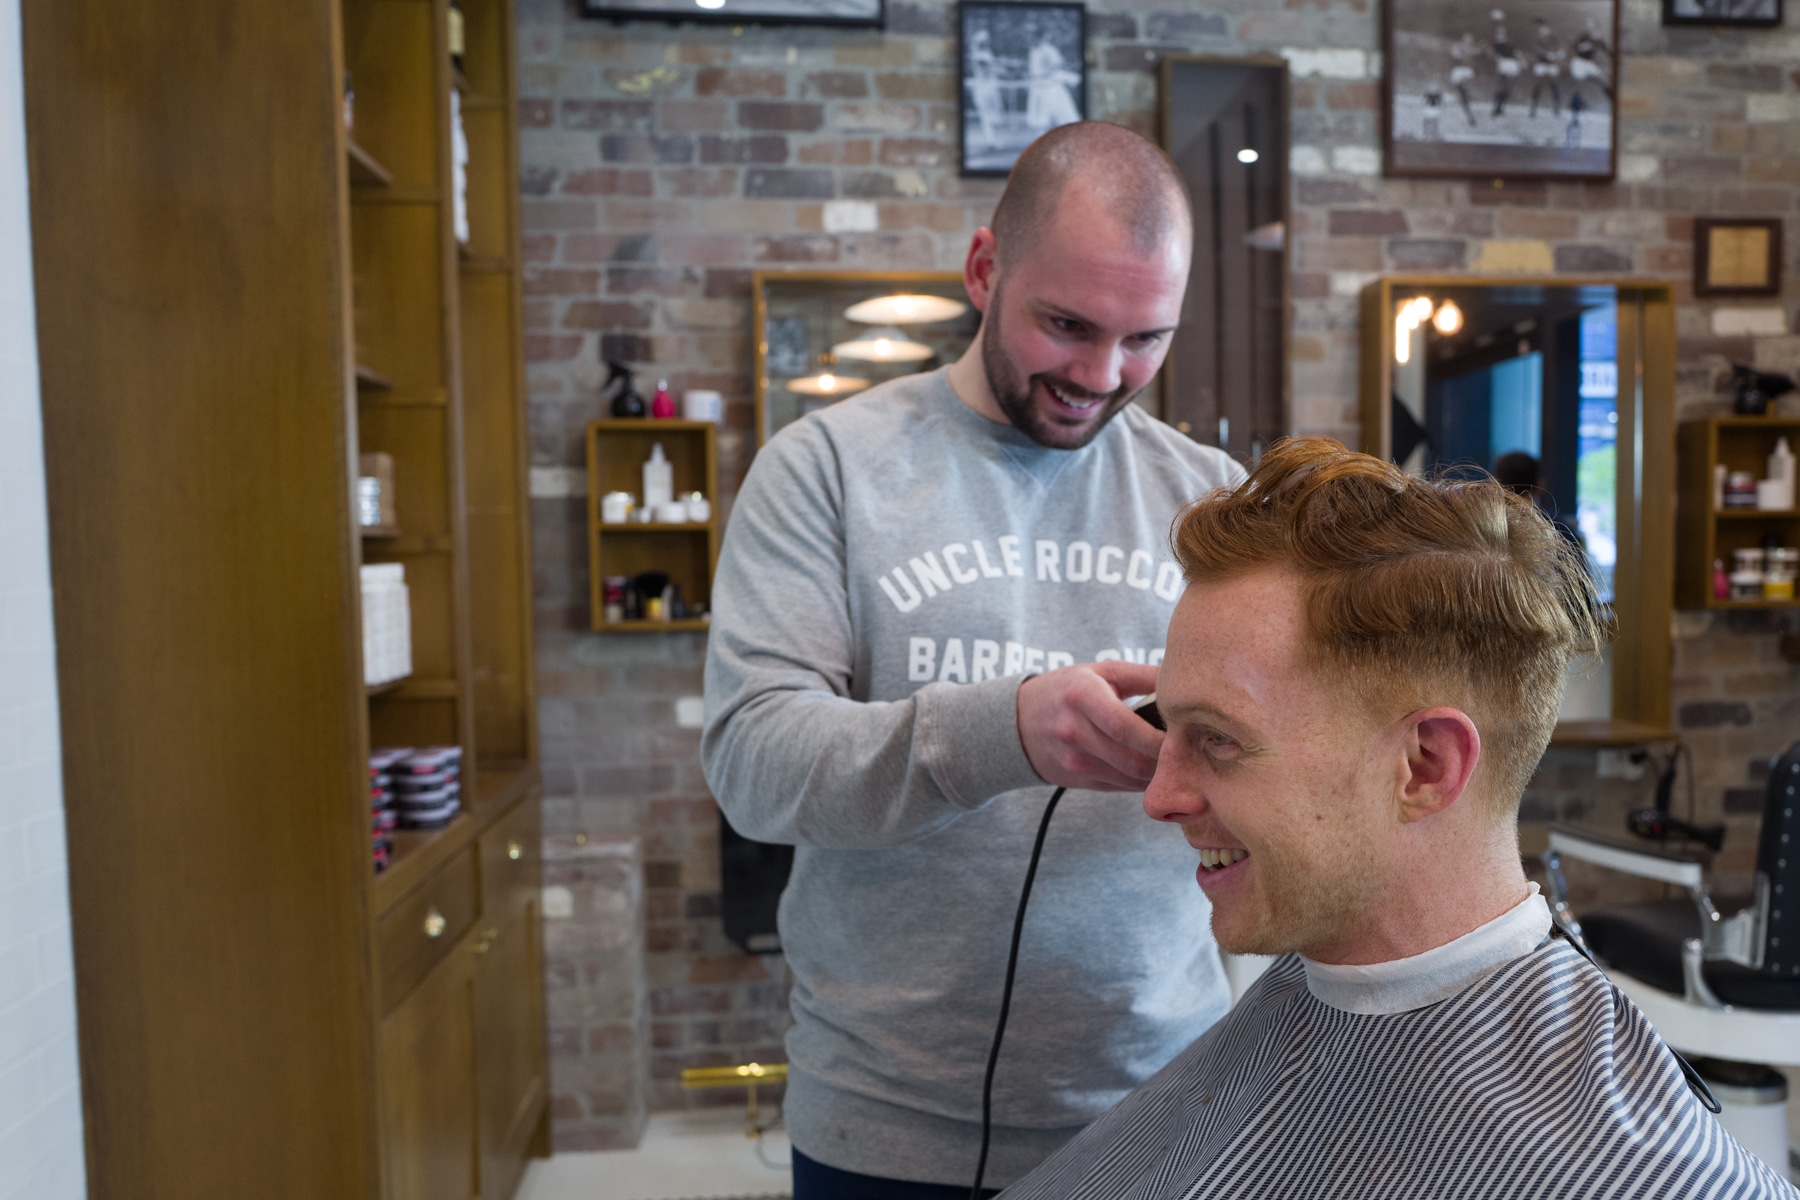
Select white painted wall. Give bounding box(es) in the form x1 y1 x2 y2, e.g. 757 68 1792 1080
0 0 88 1195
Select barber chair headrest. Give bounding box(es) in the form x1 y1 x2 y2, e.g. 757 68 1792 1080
1753 741 1800 978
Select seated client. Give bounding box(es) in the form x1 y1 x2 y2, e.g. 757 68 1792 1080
1003 439 1795 1200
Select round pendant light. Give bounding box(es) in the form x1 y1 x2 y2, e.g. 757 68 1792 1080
785 369 871 397
831 326 935 363
843 294 968 325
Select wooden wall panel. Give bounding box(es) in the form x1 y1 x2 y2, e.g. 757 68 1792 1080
21 1 380 1196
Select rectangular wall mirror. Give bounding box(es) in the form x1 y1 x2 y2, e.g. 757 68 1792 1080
1359 276 1676 743
753 270 980 447
1159 55 1288 464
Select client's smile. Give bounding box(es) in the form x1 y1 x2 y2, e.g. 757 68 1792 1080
1197 847 1249 872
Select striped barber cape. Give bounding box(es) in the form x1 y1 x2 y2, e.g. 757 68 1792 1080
1001 940 1797 1199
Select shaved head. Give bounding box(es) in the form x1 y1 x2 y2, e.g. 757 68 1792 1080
990 121 1192 268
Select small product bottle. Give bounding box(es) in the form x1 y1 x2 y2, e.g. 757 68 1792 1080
1713 559 1729 601
651 378 676 419
606 361 645 418
448 0 466 74
1770 437 1796 510
642 443 673 512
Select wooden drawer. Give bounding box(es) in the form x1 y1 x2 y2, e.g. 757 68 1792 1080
478 792 540 911
379 844 478 1014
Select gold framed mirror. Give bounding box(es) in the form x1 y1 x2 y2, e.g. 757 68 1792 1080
1358 275 1677 744
752 270 980 447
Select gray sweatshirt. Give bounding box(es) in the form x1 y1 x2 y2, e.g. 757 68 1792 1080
702 368 1244 1188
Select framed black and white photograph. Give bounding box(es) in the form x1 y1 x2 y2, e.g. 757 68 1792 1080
959 1 1087 177
579 0 883 27
1663 0 1782 26
1383 0 1619 181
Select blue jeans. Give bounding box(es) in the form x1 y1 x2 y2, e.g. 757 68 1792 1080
791 1147 1000 1200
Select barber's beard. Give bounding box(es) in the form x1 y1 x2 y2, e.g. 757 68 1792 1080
981 287 1138 451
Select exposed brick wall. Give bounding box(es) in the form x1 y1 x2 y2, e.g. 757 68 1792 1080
518 0 1800 1145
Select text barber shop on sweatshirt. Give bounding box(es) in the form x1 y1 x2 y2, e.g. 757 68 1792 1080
703 367 1245 1188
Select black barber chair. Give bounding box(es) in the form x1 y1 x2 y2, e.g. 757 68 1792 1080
1542 742 1800 1011
1541 741 1800 1177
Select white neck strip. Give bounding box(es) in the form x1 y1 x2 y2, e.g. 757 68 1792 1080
1300 885 1551 1016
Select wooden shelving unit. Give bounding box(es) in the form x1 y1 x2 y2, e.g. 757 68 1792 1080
586 418 721 631
1676 416 1800 610
25 0 544 1197
346 138 394 187
356 362 396 390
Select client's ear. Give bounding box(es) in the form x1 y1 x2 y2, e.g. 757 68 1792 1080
1395 708 1481 823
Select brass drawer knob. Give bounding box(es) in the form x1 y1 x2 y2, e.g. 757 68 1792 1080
473 927 500 955
507 841 522 861
423 907 447 939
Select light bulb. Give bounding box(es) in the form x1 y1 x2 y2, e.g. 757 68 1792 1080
696 0 726 8
1236 148 1259 164
1432 300 1463 336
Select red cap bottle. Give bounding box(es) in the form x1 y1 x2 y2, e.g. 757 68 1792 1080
651 379 676 419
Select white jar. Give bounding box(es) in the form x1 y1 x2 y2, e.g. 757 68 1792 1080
600 491 633 523
686 493 711 523
657 500 689 524
683 389 723 422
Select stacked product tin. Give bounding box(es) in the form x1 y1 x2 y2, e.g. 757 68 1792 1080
390 745 463 829
369 747 408 872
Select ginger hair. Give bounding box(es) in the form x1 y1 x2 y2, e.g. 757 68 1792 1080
1171 437 1608 811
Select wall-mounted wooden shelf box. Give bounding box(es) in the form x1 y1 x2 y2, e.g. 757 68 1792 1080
1676 416 1800 610
586 419 720 632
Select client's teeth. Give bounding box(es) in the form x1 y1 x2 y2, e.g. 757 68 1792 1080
1199 848 1248 871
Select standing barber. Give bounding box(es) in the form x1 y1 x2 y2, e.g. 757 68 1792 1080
703 122 1242 1198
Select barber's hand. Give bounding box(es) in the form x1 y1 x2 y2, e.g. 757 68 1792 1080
1016 661 1162 792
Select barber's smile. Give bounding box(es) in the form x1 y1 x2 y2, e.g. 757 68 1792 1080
1040 377 1106 417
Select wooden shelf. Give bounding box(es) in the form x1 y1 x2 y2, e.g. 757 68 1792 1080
367 534 455 556
358 394 449 410
355 363 395 390
1551 719 1678 747
353 186 441 206
1676 418 1800 610
459 254 512 274
1711 416 1800 428
373 678 461 701
34 0 546 1192
373 763 536 915
1697 598 1800 610
462 92 507 112
346 138 393 188
598 522 712 533
587 420 721 632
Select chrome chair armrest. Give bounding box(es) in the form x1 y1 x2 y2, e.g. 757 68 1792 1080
1545 824 1705 888
1541 824 1767 971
